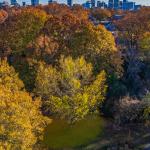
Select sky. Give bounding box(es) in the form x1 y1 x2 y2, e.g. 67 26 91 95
1 0 150 6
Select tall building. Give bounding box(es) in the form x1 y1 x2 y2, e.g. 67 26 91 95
82 0 91 8
122 0 135 10
108 0 120 9
11 0 17 5
114 0 119 9
97 1 107 8
22 1 26 6
91 0 95 7
108 0 113 8
31 0 39 6
48 0 53 4
67 0 73 7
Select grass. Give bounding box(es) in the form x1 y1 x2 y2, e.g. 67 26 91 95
43 115 105 149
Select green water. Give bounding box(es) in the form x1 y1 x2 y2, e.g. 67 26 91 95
43 115 105 149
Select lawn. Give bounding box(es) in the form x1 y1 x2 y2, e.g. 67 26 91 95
43 115 105 149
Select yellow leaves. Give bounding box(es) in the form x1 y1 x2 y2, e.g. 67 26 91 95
0 60 51 149
0 60 24 91
34 56 107 122
140 32 150 51
0 86 50 149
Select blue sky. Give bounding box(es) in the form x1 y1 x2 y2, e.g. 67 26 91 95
1 0 150 6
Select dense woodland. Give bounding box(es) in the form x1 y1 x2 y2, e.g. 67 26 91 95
0 4 150 149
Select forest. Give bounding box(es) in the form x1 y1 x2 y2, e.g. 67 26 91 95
0 4 150 150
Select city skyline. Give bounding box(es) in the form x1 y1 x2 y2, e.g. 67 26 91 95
1 0 150 6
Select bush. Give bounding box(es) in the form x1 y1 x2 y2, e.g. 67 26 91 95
114 96 144 124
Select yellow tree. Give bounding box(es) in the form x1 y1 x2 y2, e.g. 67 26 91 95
0 60 51 149
34 56 107 122
0 60 24 91
68 23 122 75
0 86 50 150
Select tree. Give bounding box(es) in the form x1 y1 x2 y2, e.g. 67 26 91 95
142 93 150 122
114 96 143 124
72 4 89 20
91 8 112 21
0 60 24 91
0 8 48 57
0 85 50 150
68 23 122 75
0 60 51 149
115 8 150 50
34 56 107 122
0 10 8 24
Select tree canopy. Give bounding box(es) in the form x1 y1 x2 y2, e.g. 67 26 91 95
34 56 107 122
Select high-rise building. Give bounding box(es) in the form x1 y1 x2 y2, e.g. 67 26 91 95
11 0 17 5
122 0 135 10
97 1 107 8
114 0 119 9
108 0 120 9
22 1 26 6
82 0 91 8
108 0 113 8
91 0 95 7
67 0 73 7
31 0 39 6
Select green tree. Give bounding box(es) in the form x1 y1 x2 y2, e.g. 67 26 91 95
34 56 107 122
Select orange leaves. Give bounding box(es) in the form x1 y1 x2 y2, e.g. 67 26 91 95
91 8 112 21
0 10 8 24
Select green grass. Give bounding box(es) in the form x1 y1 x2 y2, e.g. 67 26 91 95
43 115 105 149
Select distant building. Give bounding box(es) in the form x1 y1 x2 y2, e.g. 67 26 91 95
48 0 57 4
67 0 73 7
82 0 91 8
122 0 135 10
134 4 141 10
114 0 119 9
91 0 95 7
108 0 113 8
0 1 9 7
22 1 26 6
97 1 107 8
31 0 39 6
11 0 17 5
48 0 53 4
107 0 141 10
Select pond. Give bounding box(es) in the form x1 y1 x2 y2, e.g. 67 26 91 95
43 115 105 149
